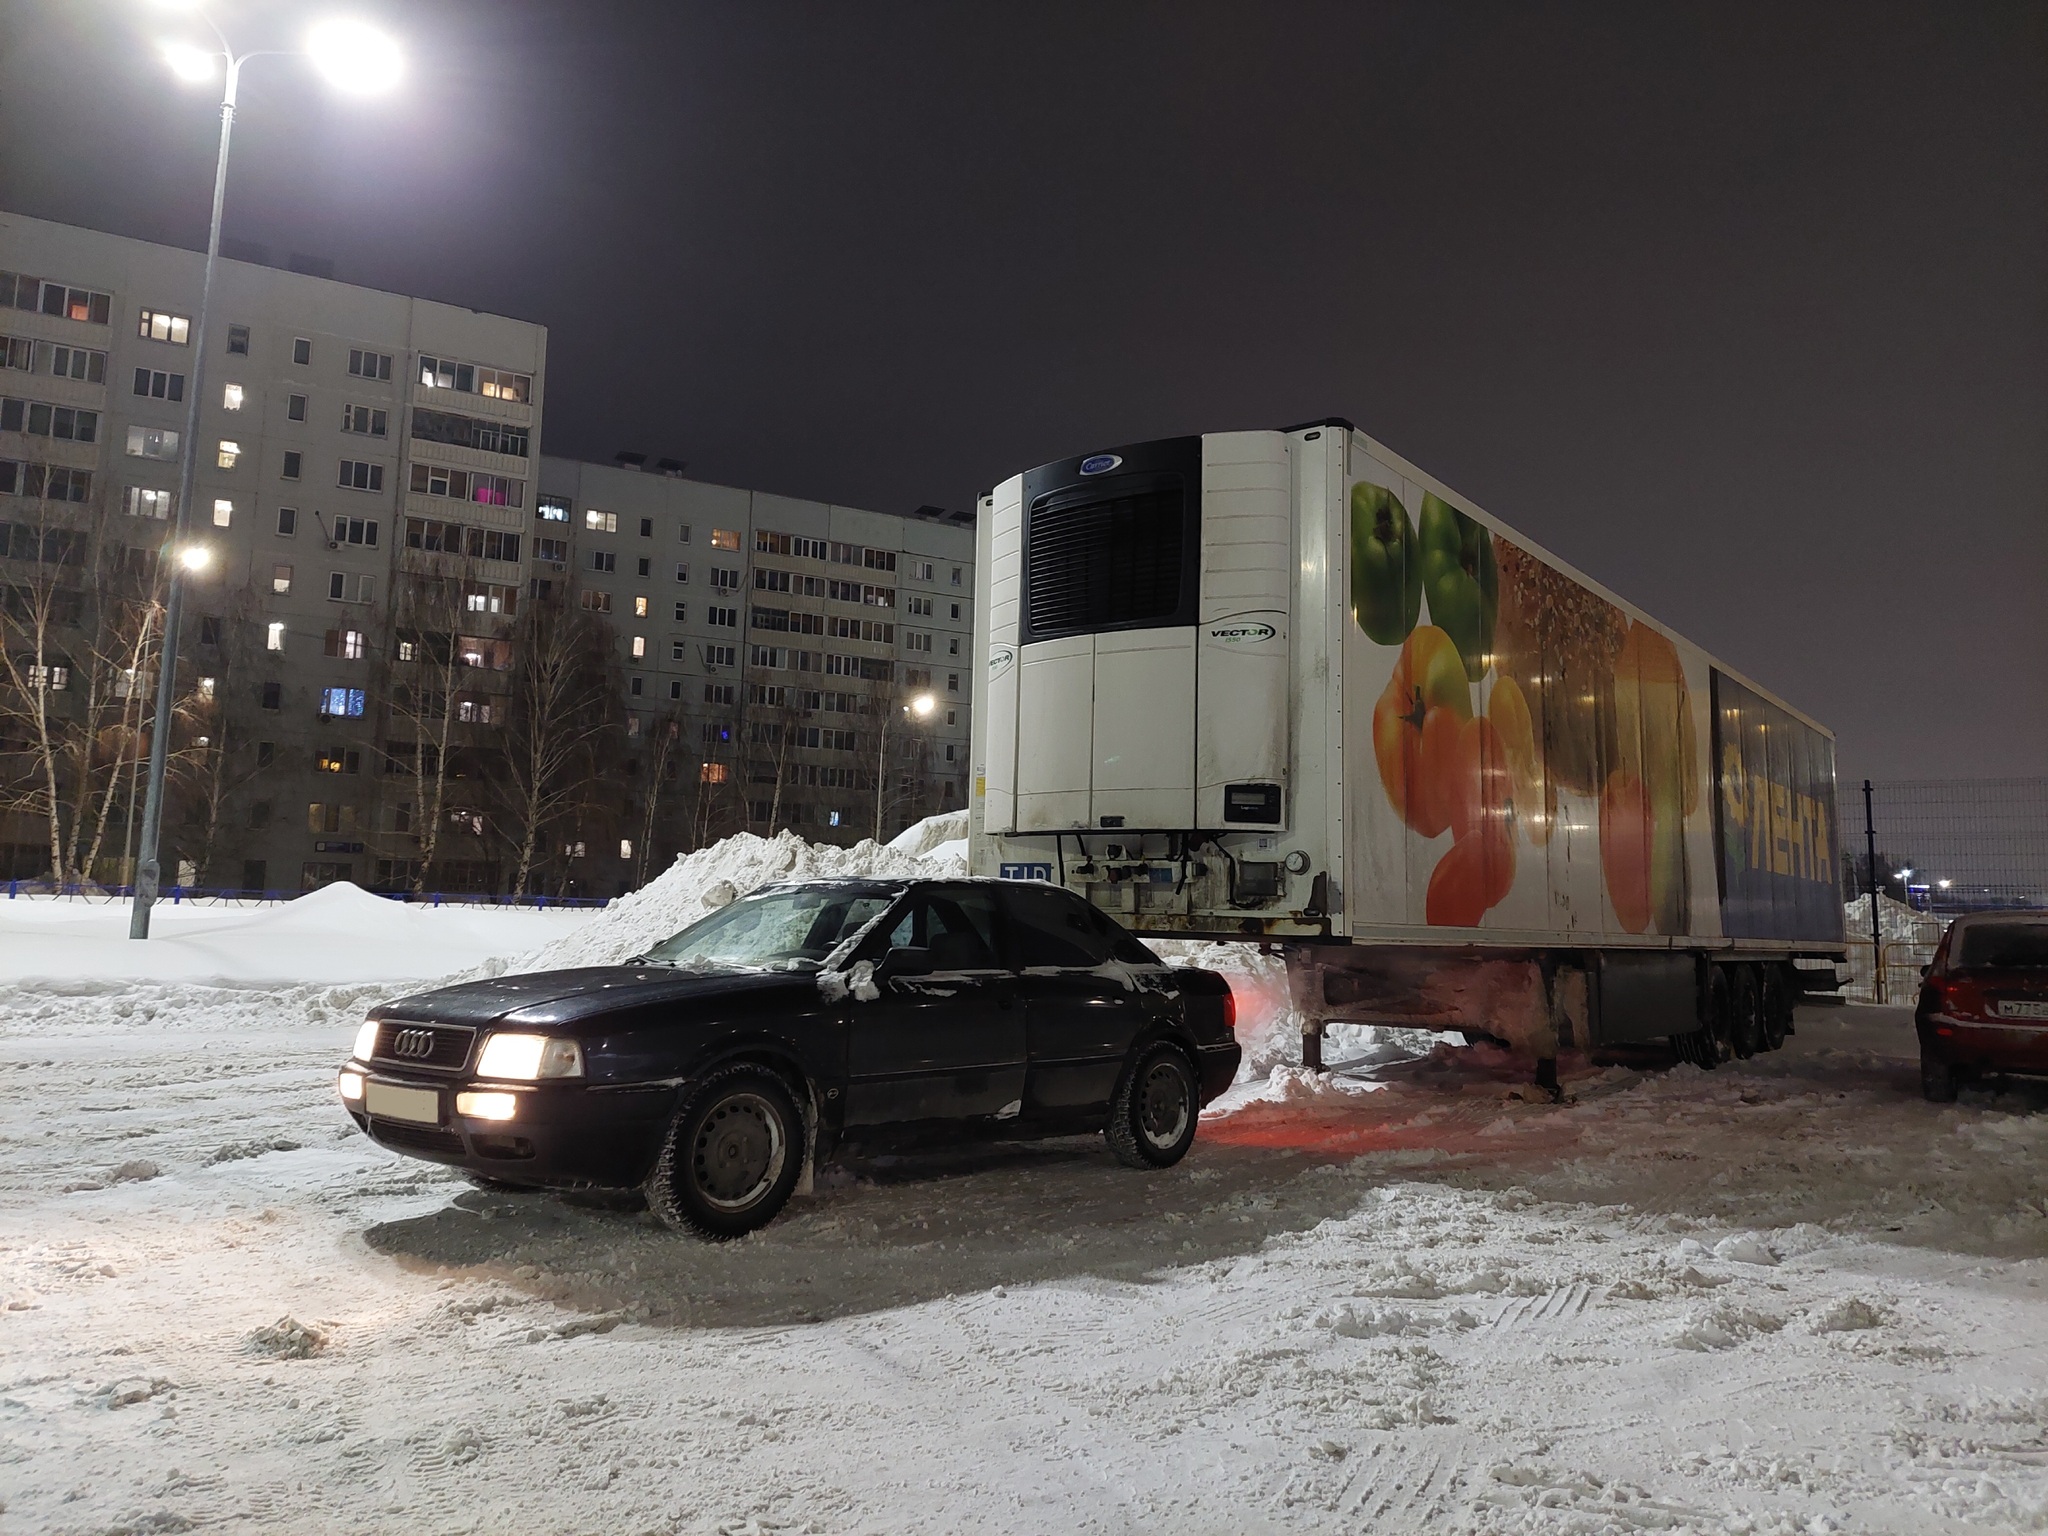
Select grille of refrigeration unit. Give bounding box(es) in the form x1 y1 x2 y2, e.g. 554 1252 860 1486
1023 481 1188 640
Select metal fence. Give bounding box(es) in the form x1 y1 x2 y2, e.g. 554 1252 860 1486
1840 776 2048 1002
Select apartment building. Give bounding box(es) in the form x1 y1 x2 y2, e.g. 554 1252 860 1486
0 212 976 895
536 457 975 856
0 210 547 891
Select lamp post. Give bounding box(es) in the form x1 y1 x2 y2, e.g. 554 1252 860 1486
129 9 401 938
872 691 937 842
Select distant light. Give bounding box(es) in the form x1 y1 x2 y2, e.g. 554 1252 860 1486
160 41 219 83
908 692 937 718
1938 879 1952 889
1898 868 1913 880
305 19 403 95
178 545 213 571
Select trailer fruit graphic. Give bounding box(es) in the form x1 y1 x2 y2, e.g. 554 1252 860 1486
1352 478 1701 935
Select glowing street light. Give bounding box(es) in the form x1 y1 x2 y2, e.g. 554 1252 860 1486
129 4 404 940
873 693 942 840
159 40 217 81
907 692 937 719
305 18 405 95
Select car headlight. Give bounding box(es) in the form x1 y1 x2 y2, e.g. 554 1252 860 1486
475 1032 584 1080
352 1019 379 1062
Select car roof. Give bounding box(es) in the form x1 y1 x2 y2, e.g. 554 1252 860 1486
1951 910 2048 926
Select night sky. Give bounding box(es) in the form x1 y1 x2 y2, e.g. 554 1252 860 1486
3 0 2042 785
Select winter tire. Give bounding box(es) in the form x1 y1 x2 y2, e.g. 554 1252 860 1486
1729 965 1763 1060
1692 966 1733 1070
1759 966 1792 1052
644 1065 804 1239
1106 1042 1199 1169
1920 1054 1958 1104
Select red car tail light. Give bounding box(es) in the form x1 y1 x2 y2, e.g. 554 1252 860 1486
1932 973 1988 1021
1221 985 1238 1035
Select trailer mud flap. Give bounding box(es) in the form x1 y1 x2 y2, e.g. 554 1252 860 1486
1592 952 1698 1046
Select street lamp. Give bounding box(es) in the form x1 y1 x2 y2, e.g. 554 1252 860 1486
872 691 940 841
128 6 402 938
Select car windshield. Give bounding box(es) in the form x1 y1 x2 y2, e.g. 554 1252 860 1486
642 885 902 971
1956 921 2048 970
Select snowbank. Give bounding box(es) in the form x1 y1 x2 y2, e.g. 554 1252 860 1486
497 827 966 975
887 809 969 858
0 882 596 988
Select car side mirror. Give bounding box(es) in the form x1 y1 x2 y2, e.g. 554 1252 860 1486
875 946 934 980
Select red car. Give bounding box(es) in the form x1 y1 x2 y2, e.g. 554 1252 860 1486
1916 912 2048 1101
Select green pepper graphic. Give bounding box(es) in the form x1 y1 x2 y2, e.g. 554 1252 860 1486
1349 481 1421 645
1419 492 1498 681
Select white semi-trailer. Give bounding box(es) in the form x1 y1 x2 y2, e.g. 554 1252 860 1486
968 423 1847 1082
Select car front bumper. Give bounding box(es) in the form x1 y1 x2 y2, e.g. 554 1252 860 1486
1918 1014 2048 1076
338 1066 676 1189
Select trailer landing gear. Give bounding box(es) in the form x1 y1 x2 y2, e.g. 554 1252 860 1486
1535 1056 1561 1102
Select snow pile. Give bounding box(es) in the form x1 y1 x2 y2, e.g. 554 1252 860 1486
887 809 968 858
500 826 964 975
1843 892 1943 944
0 882 596 988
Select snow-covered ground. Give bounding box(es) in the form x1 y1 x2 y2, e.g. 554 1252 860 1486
3 836 2046 1534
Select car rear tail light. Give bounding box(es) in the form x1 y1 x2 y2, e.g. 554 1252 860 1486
1220 985 1237 1035
1933 973 1987 1021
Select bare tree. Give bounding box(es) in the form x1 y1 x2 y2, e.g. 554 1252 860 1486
634 706 689 885
499 596 618 896
382 570 469 894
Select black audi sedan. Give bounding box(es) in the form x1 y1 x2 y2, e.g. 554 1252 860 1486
337 877 1240 1237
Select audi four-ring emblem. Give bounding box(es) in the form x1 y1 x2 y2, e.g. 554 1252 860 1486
390 1028 435 1059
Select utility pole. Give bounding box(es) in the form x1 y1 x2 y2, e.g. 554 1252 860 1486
1863 779 1882 1003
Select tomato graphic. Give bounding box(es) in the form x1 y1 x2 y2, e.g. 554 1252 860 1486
1372 625 1471 837
1425 819 1516 927
1600 769 1653 934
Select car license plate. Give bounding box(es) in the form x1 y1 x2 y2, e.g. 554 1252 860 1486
364 1082 441 1124
1995 1000 2048 1021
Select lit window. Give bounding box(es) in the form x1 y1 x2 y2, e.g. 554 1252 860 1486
197 676 216 699
216 440 240 469
585 508 617 533
631 635 646 658
397 640 417 662
537 495 570 523
342 630 365 660
123 486 173 519
212 498 233 527
139 309 191 345
273 563 292 594
222 382 244 410
125 426 180 461
634 596 649 616
711 528 740 550
319 686 365 718
266 621 286 652
619 839 633 860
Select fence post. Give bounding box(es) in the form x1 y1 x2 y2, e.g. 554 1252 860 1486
1864 779 1883 1004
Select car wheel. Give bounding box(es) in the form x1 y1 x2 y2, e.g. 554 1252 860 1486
1729 965 1763 1060
644 1065 804 1239
1106 1042 1199 1169
1759 966 1791 1052
1920 1054 1959 1103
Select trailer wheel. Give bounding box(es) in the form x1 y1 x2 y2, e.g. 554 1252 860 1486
1758 966 1791 1052
1692 966 1733 1070
1729 965 1763 1060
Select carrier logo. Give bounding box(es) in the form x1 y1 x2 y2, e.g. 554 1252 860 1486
988 645 1016 679
1205 614 1281 646
1077 453 1122 476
